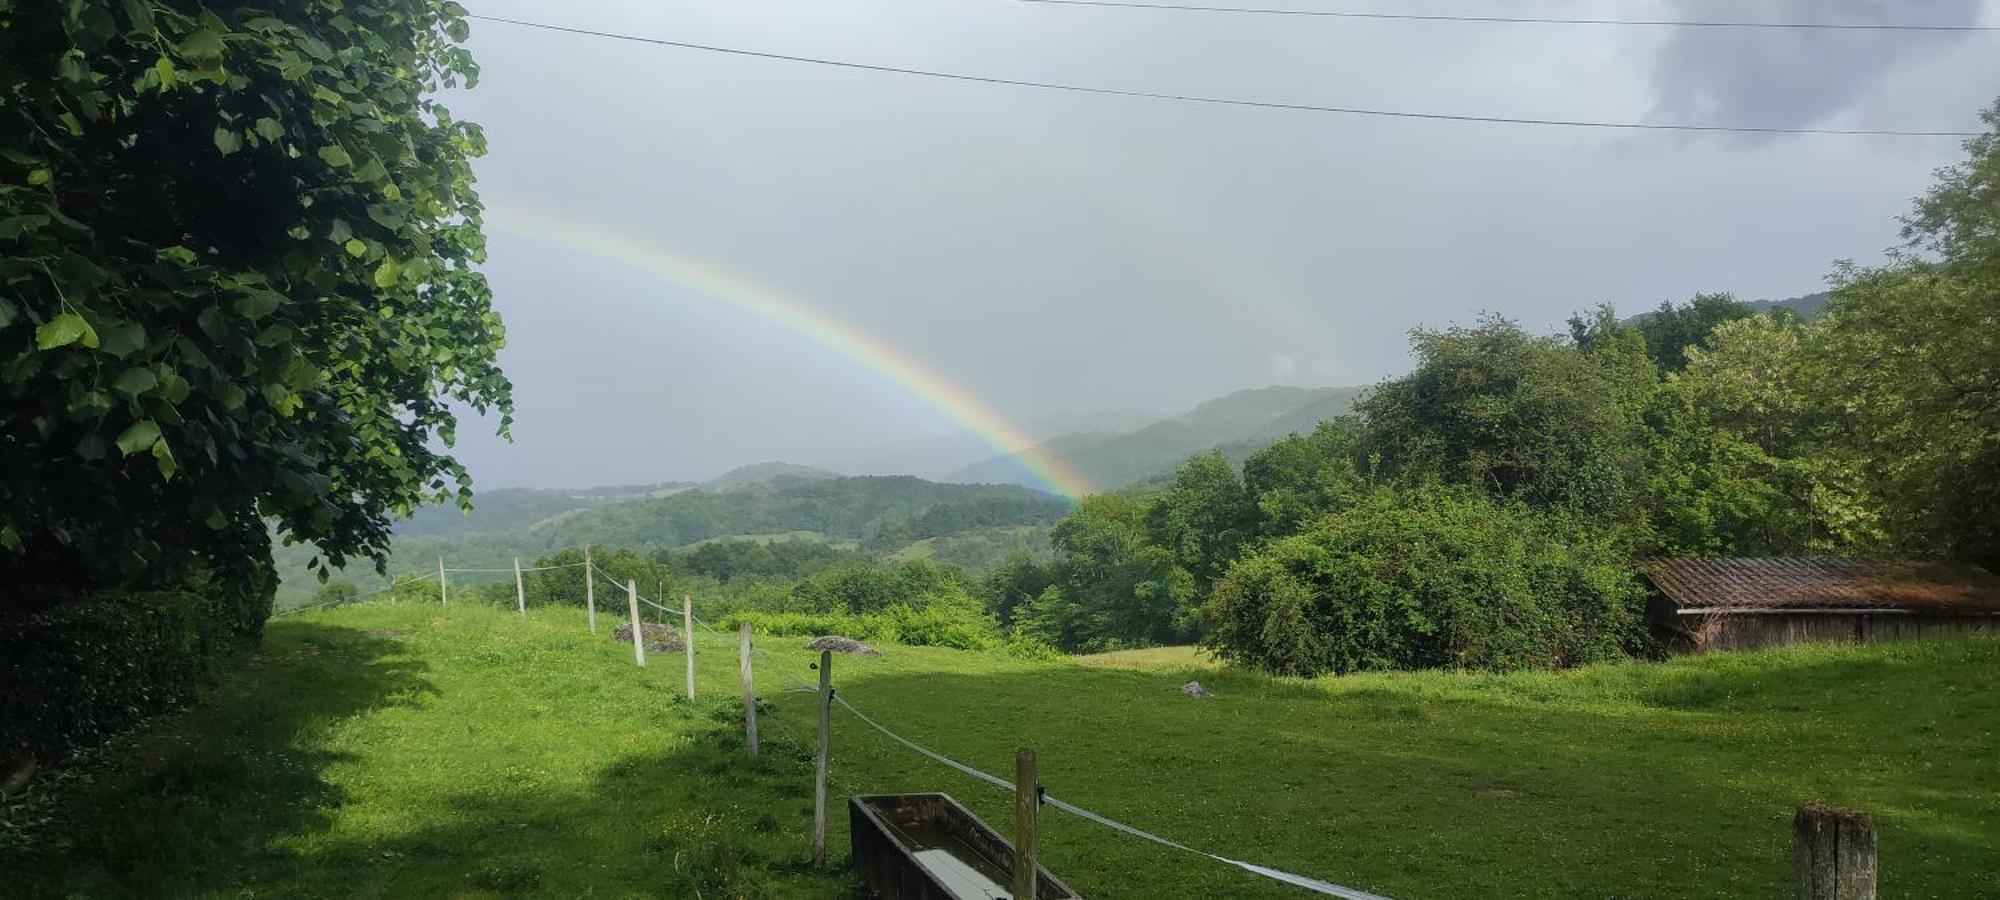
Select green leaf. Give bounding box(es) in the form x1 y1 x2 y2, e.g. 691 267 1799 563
213 126 242 155
113 367 158 397
217 382 247 410
447 19 470 42
35 312 97 350
317 144 351 168
254 117 284 141
115 419 161 455
120 0 154 31
328 219 353 243
153 55 177 88
234 290 284 319
152 437 177 480
343 238 367 258
373 257 400 288
0 214 50 239
99 321 146 357
27 168 51 186
157 245 198 265
0 297 16 329
178 29 225 63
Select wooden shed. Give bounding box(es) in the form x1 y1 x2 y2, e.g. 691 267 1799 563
1645 557 2000 653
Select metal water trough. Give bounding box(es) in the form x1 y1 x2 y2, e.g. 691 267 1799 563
850 793 1081 899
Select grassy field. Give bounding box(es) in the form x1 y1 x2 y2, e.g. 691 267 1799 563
12 601 1999 898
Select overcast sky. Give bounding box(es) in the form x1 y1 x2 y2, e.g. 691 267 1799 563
440 0 2000 488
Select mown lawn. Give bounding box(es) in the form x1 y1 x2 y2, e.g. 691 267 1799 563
11 602 1999 898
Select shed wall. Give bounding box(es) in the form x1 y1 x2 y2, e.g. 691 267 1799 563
1692 613 1997 653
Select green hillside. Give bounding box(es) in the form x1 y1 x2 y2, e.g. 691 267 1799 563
17 602 1997 898
274 474 1069 607
950 385 1365 491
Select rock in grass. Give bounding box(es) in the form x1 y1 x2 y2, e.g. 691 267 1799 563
612 622 683 652
1179 681 1213 699
804 635 881 655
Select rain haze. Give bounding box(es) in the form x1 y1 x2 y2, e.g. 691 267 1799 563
443 0 2000 489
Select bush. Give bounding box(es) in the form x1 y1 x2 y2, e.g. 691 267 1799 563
0 577 267 763
1203 486 1648 676
722 604 999 652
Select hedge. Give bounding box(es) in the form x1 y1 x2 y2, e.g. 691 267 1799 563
1 566 271 763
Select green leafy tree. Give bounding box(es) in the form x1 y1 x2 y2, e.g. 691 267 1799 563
1240 417 1368 538
308 579 358 607
1808 102 2000 567
1144 451 1254 587
1359 316 1652 530
1021 494 1191 652
1572 294 1757 372
1203 485 1646 676
0 1 508 612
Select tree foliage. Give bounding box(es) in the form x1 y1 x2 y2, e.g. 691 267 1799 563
1204 486 1645 676
0 0 508 607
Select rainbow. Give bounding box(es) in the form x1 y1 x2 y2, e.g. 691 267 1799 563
482 199 1094 498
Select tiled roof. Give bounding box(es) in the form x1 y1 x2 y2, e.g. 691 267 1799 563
1645 557 2000 613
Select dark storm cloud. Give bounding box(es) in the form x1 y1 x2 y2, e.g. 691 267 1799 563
1649 0 1983 130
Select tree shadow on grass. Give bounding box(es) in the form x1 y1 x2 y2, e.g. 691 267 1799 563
12 622 435 897
232 694 861 898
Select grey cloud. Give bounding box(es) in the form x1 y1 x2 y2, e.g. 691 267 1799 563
1649 0 1982 130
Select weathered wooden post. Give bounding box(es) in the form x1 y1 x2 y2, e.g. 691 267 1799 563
584 545 597 633
739 622 759 759
626 579 646 667
389 574 397 604
812 649 834 868
437 556 447 605
513 557 526 616
1794 803 1876 900
682 593 696 700
1015 747 1039 900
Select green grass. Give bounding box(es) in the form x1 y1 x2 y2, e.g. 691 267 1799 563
13 603 2000 898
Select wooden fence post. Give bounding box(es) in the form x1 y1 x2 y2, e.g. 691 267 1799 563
813 649 833 869
682 594 696 701
1794 803 1875 900
626 579 645 667
584 545 596 633
389 574 397 604
438 556 447 605
514 557 526 616
739 622 759 759
1015 747 1039 900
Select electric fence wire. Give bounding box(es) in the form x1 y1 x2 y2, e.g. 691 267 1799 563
464 13 1981 137
473 555 1387 896
272 569 438 616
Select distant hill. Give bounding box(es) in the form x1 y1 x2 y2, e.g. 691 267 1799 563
393 482 692 538
1752 291 1831 319
274 474 1069 605
949 385 1365 491
700 461 840 493
818 408 1167 480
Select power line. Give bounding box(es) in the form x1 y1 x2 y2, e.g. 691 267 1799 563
1012 0 2000 32
464 14 1979 137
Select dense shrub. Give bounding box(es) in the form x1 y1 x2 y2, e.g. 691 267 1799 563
722 605 996 652
1203 486 1647 676
1 574 269 762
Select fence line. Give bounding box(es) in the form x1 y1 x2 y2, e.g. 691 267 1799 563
272 569 438 616
302 552 1389 898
